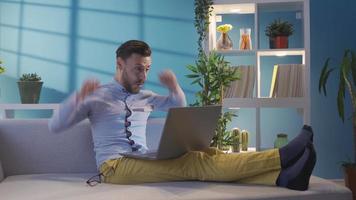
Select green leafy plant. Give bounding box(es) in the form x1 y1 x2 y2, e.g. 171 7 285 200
194 0 213 56
187 52 240 106
0 60 5 74
188 0 240 148
19 73 42 81
212 111 236 148
265 18 294 38
318 49 356 164
187 51 240 148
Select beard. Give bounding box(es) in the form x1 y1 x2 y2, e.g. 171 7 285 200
122 71 143 94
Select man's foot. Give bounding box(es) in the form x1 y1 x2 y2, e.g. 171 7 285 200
276 142 316 191
279 125 314 168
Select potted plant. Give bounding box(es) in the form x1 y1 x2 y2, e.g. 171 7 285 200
18 73 43 104
187 0 240 150
318 49 356 198
265 18 294 49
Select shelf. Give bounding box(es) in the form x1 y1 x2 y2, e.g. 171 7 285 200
216 49 305 57
223 97 306 108
210 0 310 151
213 3 255 14
258 1 304 12
216 49 256 56
257 49 305 56
0 104 59 119
0 104 59 110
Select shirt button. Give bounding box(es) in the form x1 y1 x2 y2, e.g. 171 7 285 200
125 121 131 127
126 129 132 137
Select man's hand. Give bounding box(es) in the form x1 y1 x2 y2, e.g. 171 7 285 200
78 79 100 102
159 70 179 92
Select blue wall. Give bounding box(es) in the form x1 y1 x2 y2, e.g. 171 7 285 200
310 0 356 179
0 0 356 179
0 0 198 107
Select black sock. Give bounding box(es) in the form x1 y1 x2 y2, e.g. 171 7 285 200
279 125 313 168
276 143 316 191
302 125 313 142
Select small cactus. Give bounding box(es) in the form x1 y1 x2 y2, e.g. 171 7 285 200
19 73 42 81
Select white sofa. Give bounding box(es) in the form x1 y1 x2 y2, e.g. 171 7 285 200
0 119 352 200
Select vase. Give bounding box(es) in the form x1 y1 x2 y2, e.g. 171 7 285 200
274 133 288 148
217 32 233 50
343 165 356 200
17 81 43 104
269 36 289 49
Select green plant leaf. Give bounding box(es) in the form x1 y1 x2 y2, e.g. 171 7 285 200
186 74 200 78
186 65 198 73
191 78 201 85
19 73 41 81
337 65 346 122
351 50 356 86
323 68 335 96
319 58 331 95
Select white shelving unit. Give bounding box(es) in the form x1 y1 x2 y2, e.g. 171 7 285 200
0 104 59 119
209 0 310 151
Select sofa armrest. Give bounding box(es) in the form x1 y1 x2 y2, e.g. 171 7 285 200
0 160 4 182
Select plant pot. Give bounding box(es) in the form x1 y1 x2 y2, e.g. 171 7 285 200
17 81 43 104
217 143 231 152
343 164 356 200
269 36 289 49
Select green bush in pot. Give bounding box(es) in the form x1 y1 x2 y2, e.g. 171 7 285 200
265 18 294 49
318 49 356 197
18 73 43 104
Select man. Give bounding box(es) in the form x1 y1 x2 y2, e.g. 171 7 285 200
49 40 316 191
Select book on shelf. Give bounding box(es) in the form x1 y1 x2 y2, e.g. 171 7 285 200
269 64 305 98
224 65 255 98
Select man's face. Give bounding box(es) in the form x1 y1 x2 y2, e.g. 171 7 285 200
117 53 151 94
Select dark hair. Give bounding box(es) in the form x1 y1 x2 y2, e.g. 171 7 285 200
116 40 151 60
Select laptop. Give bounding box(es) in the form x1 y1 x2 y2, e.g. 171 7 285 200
119 105 222 160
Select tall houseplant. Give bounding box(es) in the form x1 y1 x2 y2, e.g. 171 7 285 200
265 18 294 49
187 0 240 149
318 49 356 197
18 73 43 104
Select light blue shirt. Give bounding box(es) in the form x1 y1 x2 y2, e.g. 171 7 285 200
48 80 186 169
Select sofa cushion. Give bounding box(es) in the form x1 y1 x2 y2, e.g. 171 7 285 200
0 174 351 200
0 119 97 176
0 118 165 177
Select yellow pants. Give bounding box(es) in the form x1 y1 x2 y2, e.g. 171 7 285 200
100 148 281 185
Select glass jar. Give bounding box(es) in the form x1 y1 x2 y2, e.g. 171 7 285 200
274 133 289 148
239 28 252 50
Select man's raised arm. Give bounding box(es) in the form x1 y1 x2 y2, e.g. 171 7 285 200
48 79 100 133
